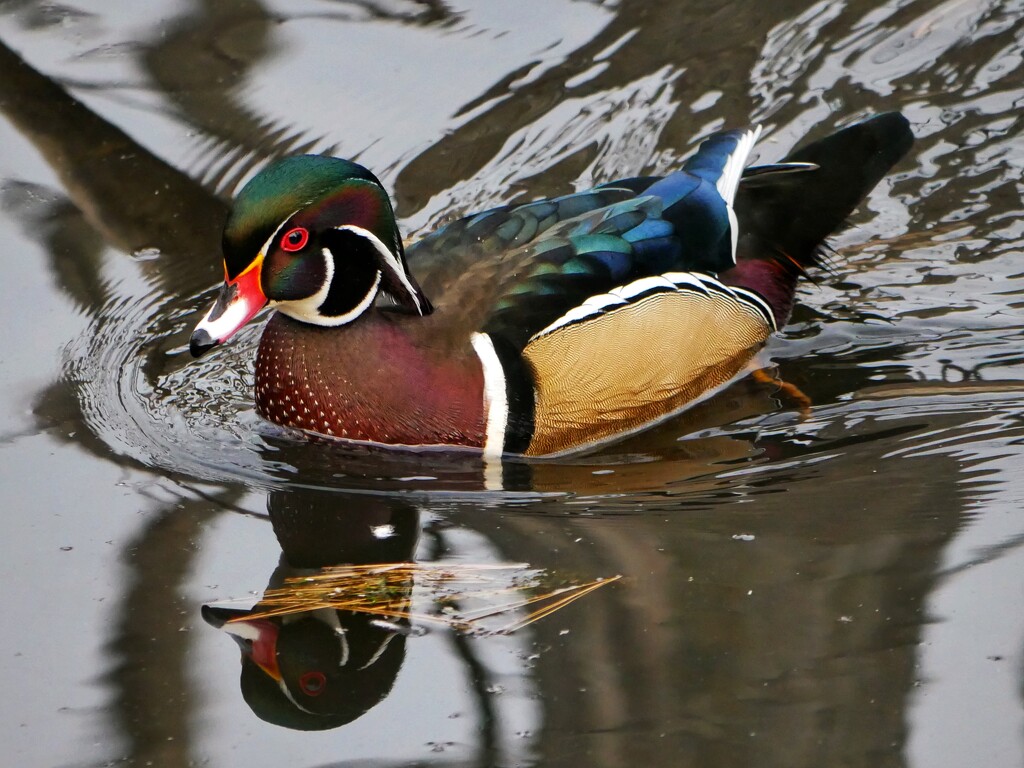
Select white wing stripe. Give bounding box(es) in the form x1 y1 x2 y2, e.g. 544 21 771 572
716 125 762 206
716 125 762 266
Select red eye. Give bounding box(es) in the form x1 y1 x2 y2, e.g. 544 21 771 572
281 226 309 252
299 670 326 696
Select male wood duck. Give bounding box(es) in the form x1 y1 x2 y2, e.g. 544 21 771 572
190 113 912 456
203 603 408 730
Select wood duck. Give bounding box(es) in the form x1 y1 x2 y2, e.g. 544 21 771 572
190 113 912 457
203 603 408 730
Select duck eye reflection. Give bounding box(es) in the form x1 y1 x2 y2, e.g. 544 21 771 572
299 670 327 696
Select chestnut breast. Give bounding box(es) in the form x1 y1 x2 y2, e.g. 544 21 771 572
255 311 486 448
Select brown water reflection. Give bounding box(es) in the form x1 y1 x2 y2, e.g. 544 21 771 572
1 1 1022 767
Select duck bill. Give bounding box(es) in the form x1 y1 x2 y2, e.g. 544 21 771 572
203 606 283 681
231 618 283 682
190 258 267 357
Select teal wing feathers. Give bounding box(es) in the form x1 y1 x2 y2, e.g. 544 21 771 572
403 128 765 350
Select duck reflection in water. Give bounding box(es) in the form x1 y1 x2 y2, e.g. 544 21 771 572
203 493 420 731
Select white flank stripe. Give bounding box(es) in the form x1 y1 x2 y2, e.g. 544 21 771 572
692 273 776 329
727 285 777 330
470 332 508 458
580 293 627 311
552 304 600 329
661 272 709 292
613 274 676 300
530 270 778 342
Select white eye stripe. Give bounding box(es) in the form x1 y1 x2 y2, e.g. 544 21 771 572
260 208 304 260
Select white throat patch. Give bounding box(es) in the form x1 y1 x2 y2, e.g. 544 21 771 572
274 247 382 327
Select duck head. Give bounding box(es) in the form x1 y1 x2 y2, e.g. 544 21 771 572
190 156 431 357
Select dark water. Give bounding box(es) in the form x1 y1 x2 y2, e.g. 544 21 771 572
1 1 1023 766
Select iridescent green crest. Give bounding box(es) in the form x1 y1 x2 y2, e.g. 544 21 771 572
222 156 393 279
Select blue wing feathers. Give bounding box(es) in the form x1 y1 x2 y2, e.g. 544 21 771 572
628 236 683 272
640 171 701 210
415 127 764 348
622 217 673 243
496 212 540 245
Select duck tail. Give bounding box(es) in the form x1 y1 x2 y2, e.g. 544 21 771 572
724 112 914 326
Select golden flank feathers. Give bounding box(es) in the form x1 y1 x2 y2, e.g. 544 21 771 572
524 285 772 456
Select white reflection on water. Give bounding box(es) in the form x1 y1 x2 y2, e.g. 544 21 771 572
909 443 1024 768
245 0 614 184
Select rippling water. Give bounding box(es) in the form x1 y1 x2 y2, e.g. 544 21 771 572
1 1 1022 767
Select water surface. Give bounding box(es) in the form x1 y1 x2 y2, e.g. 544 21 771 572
1 1 1022 766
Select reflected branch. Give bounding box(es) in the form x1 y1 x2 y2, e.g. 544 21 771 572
0 37 227 267
139 0 458 196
